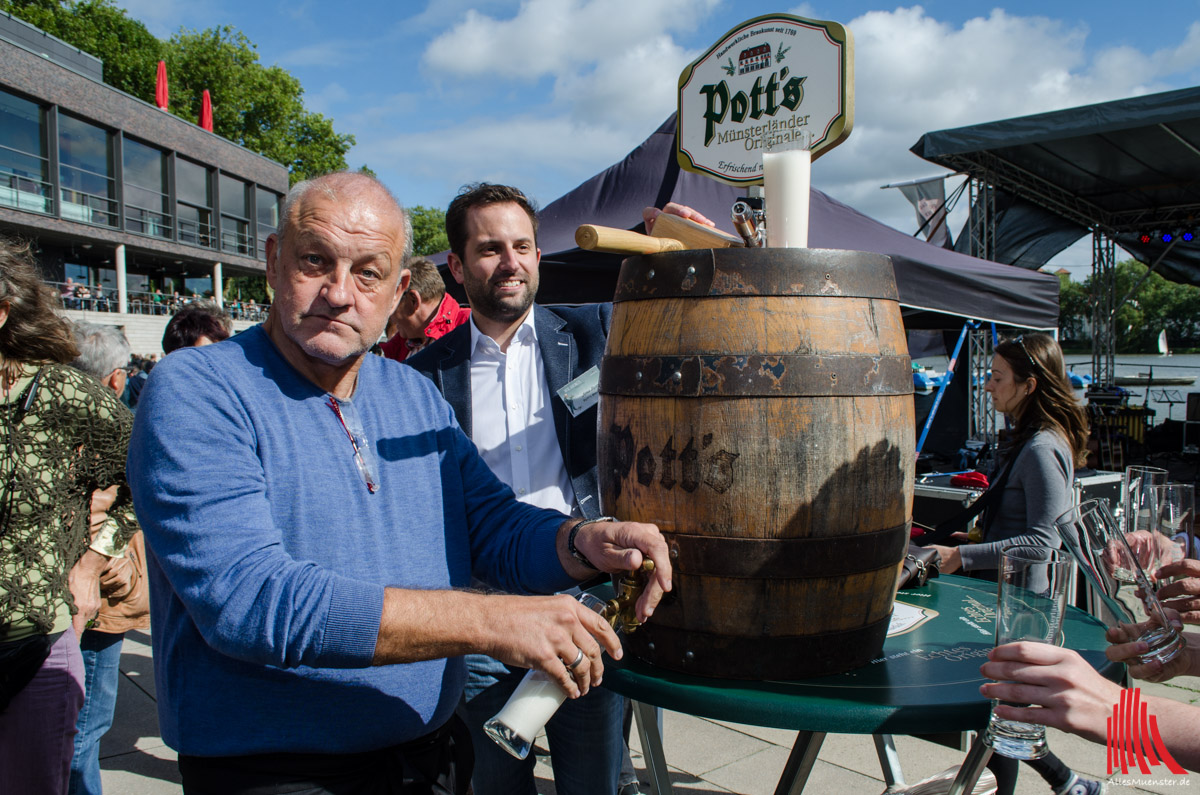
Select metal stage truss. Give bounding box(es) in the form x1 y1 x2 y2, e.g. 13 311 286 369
912 86 1200 450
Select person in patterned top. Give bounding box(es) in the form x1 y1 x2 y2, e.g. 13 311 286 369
0 237 136 795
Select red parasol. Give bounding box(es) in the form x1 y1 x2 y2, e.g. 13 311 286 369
199 90 213 131
155 60 169 110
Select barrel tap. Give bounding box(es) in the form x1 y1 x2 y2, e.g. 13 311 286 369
600 560 655 634
732 199 765 247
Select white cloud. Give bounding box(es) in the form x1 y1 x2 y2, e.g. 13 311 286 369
352 115 639 208
1154 20 1200 77
349 4 1196 283
273 40 361 70
305 82 351 115
338 92 424 131
552 36 697 131
406 0 516 32
115 0 214 37
793 6 1196 277
421 0 719 80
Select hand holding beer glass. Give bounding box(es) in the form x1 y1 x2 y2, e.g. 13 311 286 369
1122 465 1167 534
983 545 1071 759
484 592 612 759
1147 483 1194 568
1054 500 1185 666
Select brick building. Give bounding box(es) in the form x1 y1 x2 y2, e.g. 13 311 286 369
0 12 289 351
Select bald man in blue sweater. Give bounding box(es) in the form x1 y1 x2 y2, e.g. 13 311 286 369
127 172 671 794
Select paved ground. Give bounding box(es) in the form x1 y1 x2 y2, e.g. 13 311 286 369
99 630 1199 794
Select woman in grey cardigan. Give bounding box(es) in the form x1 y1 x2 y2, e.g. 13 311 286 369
932 333 1098 795
932 333 1089 577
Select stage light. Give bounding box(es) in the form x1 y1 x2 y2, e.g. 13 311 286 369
1184 231 1195 242
1162 231 1174 243
1139 232 1152 244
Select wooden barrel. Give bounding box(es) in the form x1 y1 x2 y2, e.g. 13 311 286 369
598 248 914 680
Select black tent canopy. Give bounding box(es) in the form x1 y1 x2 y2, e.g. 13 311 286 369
486 115 1060 330
910 86 1200 285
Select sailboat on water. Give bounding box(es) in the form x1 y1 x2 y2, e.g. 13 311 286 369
1112 329 1195 385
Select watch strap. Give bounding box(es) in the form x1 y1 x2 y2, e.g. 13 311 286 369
567 516 614 571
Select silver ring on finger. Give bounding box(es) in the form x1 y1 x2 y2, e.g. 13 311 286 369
565 647 585 671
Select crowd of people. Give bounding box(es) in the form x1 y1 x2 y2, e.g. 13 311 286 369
56 278 269 321
2 169 1200 795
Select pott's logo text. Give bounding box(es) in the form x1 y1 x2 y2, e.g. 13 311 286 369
699 68 807 146
1106 687 1186 776
675 13 853 186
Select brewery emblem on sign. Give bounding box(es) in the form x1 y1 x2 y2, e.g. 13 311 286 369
676 13 854 185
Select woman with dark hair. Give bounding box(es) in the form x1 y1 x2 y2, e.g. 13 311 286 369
930 332 1097 795
161 301 232 354
0 238 135 794
932 332 1089 575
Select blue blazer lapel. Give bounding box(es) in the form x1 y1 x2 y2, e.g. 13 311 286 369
432 325 473 437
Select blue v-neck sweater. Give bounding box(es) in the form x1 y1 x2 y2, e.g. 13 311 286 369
128 326 574 756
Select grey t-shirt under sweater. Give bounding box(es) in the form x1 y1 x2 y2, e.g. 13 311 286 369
958 429 1074 573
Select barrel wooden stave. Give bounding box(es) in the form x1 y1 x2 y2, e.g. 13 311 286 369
599 248 915 680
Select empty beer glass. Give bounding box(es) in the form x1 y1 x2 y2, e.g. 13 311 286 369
984 545 1071 759
1122 465 1167 535
1054 499 1185 666
1148 483 1195 568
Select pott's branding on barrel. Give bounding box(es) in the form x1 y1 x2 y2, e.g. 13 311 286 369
676 14 854 185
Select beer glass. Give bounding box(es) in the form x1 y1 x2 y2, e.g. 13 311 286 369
1122 465 1167 535
983 545 1071 759
1148 483 1195 567
1054 500 1185 666
484 592 609 759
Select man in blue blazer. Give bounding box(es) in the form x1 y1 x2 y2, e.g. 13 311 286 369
406 184 623 795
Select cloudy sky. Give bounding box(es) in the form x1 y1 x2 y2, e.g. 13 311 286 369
121 0 1200 277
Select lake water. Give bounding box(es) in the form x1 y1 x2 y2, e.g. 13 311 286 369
913 352 1200 425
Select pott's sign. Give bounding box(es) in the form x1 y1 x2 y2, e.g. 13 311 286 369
677 13 854 185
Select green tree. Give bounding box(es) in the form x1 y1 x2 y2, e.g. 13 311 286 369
1 1 355 183
409 205 448 257
224 274 268 304
166 26 354 184
1057 259 1200 352
1057 272 1091 343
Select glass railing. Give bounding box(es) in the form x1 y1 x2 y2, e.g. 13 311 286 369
125 202 174 239
50 280 118 312
59 186 118 228
220 226 253 256
0 167 53 215
49 280 270 321
178 216 214 248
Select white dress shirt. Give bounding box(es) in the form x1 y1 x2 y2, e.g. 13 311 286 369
468 312 578 516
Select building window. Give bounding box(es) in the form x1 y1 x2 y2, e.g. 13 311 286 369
0 88 52 214
219 173 251 255
123 137 171 239
58 112 117 227
176 157 213 247
256 187 280 259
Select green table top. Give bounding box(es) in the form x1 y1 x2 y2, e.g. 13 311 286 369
597 574 1122 736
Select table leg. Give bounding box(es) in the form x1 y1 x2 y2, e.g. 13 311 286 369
632 700 672 795
946 735 992 795
775 730 826 795
872 734 905 788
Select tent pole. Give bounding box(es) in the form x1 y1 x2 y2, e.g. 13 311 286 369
916 321 976 458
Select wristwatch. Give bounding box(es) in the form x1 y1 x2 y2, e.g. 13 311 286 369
567 516 615 570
